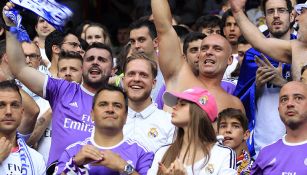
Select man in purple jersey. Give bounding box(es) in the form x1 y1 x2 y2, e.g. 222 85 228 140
54 85 154 175
251 81 307 174
3 2 114 168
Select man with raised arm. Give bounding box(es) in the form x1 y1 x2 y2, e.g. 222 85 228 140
3 2 113 168
151 0 245 114
229 0 307 80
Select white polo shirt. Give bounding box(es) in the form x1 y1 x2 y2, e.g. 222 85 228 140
123 103 175 152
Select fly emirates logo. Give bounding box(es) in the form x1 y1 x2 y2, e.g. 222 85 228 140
63 114 94 132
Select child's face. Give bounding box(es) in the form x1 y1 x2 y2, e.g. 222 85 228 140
218 117 249 150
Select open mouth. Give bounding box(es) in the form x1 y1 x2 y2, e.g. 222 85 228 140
223 136 233 142
89 67 101 75
204 59 216 65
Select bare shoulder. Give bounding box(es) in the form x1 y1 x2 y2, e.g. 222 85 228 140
217 92 245 113
230 95 245 113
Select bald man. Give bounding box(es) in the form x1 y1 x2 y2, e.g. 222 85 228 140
251 81 307 174
151 0 244 115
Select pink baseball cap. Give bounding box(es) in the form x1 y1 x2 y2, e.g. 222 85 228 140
163 87 218 122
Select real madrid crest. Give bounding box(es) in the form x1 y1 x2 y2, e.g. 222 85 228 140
199 95 208 105
205 163 214 174
148 128 158 138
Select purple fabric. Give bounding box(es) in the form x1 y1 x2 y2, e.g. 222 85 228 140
251 138 307 174
155 84 166 110
154 80 236 110
56 138 154 175
45 77 94 165
221 80 236 95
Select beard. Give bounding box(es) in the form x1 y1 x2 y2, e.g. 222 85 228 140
83 73 110 89
285 120 300 130
127 89 151 103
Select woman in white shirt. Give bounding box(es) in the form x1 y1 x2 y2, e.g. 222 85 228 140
148 87 237 175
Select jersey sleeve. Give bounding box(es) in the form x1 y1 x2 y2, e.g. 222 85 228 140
218 147 237 175
135 148 154 175
55 150 72 175
43 76 70 108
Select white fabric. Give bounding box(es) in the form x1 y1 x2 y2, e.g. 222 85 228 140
34 95 52 164
0 145 46 175
123 103 175 152
223 54 239 84
39 48 51 68
148 143 237 175
254 84 286 157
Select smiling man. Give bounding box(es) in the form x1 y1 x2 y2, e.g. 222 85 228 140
122 53 174 152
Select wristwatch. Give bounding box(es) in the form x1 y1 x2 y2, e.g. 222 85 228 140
121 163 134 175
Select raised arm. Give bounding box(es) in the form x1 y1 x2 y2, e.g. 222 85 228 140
229 0 292 63
4 3 46 97
151 0 185 81
17 88 40 135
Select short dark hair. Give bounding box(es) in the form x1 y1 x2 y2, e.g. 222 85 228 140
45 30 67 61
173 25 190 42
221 9 234 30
217 108 249 132
183 32 206 55
237 35 249 45
85 42 113 66
123 52 158 78
0 80 22 102
92 85 128 112
45 28 78 61
261 0 293 15
0 40 6 63
58 51 83 64
129 19 157 39
195 15 222 32
301 64 307 75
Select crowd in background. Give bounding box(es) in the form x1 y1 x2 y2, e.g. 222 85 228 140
0 0 306 174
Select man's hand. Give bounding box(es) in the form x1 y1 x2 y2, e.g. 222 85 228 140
73 145 103 167
2 2 15 27
255 54 287 89
92 150 127 172
228 0 246 13
0 137 13 163
158 159 187 175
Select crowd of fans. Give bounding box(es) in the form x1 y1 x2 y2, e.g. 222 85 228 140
0 0 306 174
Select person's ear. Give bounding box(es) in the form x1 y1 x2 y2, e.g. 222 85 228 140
243 130 250 141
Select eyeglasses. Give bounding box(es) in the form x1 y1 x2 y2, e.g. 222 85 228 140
62 42 81 49
266 8 289 16
25 54 41 61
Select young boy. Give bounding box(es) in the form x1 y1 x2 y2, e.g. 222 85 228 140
217 108 253 175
